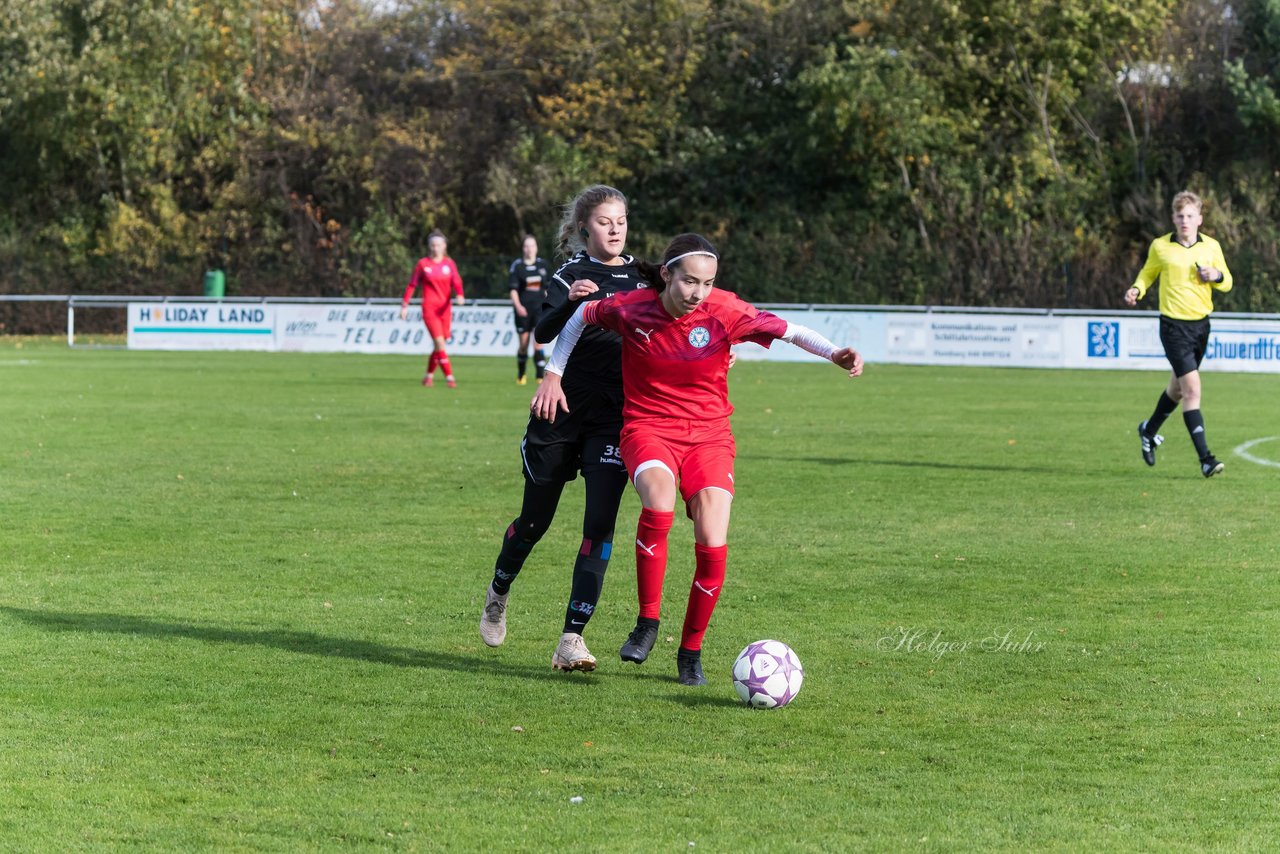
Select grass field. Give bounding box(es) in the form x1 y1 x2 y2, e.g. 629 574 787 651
2 337 1277 851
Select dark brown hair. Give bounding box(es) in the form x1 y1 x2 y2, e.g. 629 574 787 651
637 233 719 290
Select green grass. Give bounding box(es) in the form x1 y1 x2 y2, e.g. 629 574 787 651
2 337 1277 851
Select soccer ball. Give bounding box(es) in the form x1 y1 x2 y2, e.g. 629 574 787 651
732 640 803 709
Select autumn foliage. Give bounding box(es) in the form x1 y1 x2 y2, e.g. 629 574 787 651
1 0 1277 310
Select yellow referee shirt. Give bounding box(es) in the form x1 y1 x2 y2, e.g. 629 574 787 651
1131 232 1233 321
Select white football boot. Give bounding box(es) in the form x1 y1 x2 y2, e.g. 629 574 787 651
551 632 597 672
479 584 508 647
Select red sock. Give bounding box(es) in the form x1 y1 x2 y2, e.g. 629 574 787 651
680 543 727 651
427 351 440 376
437 349 453 378
635 508 674 620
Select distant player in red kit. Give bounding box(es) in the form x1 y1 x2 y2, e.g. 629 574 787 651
399 229 465 387
532 233 864 685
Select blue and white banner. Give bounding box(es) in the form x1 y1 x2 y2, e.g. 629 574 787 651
126 301 1280 373
272 304 520 355
1063 316 1280 373
882 313 1063 367
734 310 888 362
128 302 274 350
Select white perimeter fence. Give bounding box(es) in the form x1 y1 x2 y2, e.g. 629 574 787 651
5 294 1280 372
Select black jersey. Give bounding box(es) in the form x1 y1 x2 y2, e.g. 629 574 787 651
509 256 550 308
536 251 649 396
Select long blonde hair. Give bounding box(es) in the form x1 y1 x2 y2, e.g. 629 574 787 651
556 185 628 258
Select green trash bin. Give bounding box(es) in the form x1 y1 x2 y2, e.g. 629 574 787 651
203 269 226 298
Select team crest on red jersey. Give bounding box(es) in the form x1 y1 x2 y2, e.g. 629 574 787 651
688 326 711 348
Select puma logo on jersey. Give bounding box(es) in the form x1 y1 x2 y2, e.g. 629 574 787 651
635 328 654 343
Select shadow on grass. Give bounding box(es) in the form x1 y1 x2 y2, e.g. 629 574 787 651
667 690 743 709
0 606 572 683
741 454 1064 475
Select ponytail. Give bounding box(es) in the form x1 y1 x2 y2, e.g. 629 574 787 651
636 260 664 291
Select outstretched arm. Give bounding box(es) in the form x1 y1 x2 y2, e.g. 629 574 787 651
830 346 864 377
781 322 863 377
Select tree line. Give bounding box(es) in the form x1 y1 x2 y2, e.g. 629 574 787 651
2 0 1278 326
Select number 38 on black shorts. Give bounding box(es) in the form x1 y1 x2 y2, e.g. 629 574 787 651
519 395 625 485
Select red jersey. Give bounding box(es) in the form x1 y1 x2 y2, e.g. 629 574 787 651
582 287 787 423
402 256 463 306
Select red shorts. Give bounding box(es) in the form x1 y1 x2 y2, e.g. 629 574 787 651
421 300 453 340
620 418 736 506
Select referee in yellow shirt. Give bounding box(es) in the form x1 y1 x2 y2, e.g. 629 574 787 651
1124 191 1233 477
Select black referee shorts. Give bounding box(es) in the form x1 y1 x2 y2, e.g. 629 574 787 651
519 393 624 485
1159 315 1211 377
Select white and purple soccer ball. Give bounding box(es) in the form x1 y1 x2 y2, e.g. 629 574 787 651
732 640 803 709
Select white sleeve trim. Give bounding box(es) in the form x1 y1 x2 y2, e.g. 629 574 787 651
781 322 837 362
545 304 589 376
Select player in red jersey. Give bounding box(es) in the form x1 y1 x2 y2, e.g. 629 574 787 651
531 233 864 685
399 229 465 387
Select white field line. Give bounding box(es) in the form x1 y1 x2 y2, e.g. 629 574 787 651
1233 436 1280 469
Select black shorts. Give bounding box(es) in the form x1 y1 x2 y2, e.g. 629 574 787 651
513 298 543 334
519 389 624 484
1159 315 1210 377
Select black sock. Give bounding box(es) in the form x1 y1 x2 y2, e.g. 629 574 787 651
562 537 611 634
492 519 536 595
558 466 627 633
490 481 564 595
1145 391 1179 435
1183 409 1211 461
517 352 528 379
534 349 547 379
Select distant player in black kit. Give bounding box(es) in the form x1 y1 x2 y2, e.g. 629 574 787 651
480 185 648 672
509 235 551 385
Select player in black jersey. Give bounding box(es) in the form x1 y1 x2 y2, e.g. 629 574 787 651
480 185 649 672
508 235 551 385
